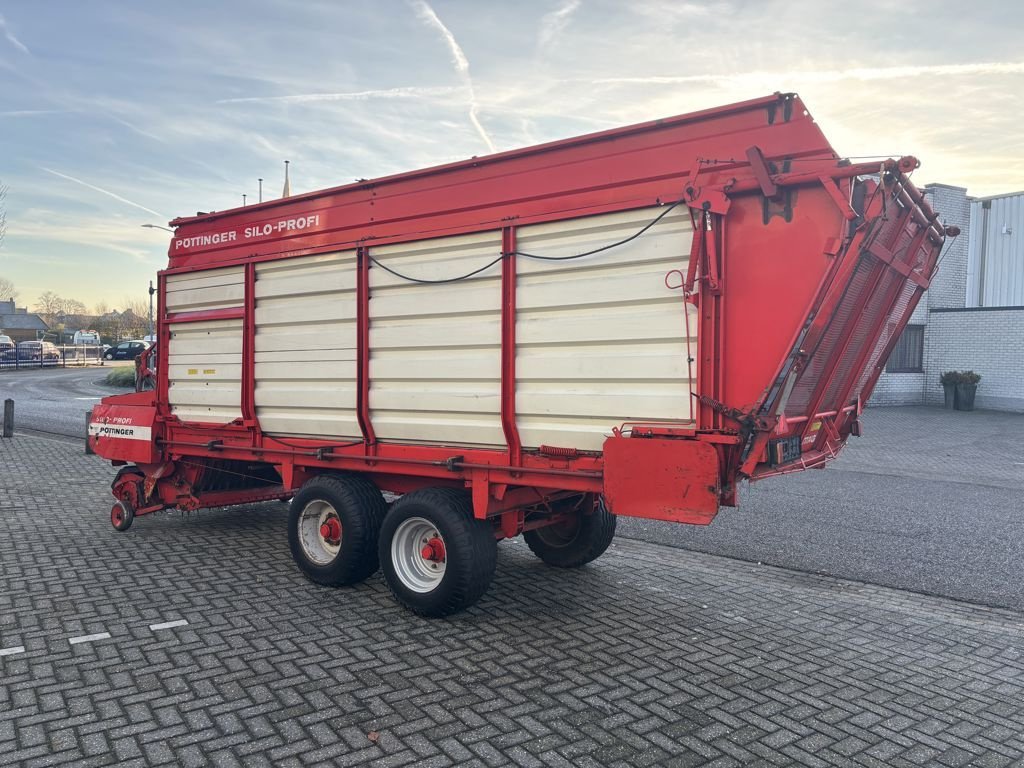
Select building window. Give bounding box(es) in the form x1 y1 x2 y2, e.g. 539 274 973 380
886 325 924 373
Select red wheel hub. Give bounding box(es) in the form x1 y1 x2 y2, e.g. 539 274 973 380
319 517 342 544
111 504 124 525
420 537 446 562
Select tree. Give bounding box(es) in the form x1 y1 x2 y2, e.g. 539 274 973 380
121 297 149 319
119 296 151 338
35 291 64 317
64 299 87 315
0 275 15 301
35 292 90 325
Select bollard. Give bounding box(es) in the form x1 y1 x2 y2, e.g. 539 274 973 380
3 399 13 438
85 410 94 455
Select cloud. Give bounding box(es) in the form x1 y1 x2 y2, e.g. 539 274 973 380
538 0 582 51
7 212 162 264
408 0 496 154
40 168 168 220
217 85 460 105
0 14 29 54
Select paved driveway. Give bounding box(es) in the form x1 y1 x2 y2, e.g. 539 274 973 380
0 366 128 440
619 406 1024 612
2 435 1023 767
5 368 1023 609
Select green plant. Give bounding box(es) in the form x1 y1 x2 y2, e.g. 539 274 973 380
939 371 961 385
959 370 982 386
101 366 136 387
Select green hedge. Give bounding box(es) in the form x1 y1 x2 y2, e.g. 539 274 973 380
101 367 136 387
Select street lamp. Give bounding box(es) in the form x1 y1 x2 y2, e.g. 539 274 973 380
148 280 155 340
140 224 173 233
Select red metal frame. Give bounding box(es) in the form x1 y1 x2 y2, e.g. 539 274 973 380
240 262 257 425
90 94 952 532
500 226 522 466
356 246 376 449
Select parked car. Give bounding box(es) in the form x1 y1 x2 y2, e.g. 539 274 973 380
17 340 61 363
0 334 14 361
103 340 150 361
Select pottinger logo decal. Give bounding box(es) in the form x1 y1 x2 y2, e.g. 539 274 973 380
88 420 152 441
173 214 322 251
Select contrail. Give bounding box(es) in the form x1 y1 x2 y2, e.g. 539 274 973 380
587 61 1024 87
538 0 581 51
0 14 29 54
1 110 63 117
409 0 496 154
217 85 459 105
42 167 167 220
109 115 167 144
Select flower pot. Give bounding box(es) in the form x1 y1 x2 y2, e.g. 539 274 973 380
942 381 956 409
955 383 977 411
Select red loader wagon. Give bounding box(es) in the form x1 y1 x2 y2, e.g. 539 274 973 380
89 93 955 616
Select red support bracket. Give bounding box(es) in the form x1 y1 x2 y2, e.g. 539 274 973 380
683 212 722 295
745 145 779 198
704 215 722 294
471 470 490 520
683 218 704 295
499 509 524 540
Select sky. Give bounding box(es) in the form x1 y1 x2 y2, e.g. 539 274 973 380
1 0 1022 310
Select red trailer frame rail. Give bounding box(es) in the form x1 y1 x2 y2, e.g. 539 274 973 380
89 93 955 616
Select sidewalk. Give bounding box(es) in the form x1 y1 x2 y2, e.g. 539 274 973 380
1 434 1022 767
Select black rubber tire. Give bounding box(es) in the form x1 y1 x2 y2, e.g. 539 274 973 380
523 497 616 568
378 487 497 618
104 353 114 360
111 500 134 531
288 473 387 587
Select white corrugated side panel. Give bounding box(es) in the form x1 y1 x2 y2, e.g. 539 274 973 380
166 267 244 423
369 231 504 445
254 250 360 438
515 207 696 451
982 193 1024 307
165 265 245 313
167 319 244 422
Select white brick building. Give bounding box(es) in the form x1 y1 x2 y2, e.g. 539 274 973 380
872 184 1024 412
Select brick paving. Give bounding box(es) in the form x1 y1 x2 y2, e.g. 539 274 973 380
1 433 1023 767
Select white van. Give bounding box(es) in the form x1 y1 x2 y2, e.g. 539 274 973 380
73 330 101 345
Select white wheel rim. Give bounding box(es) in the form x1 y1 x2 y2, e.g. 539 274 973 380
298 499 341 565
391 516 446 593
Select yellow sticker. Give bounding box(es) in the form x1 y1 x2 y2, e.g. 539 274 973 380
810 421 822 432
203 368 216 375
187 368 198 375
